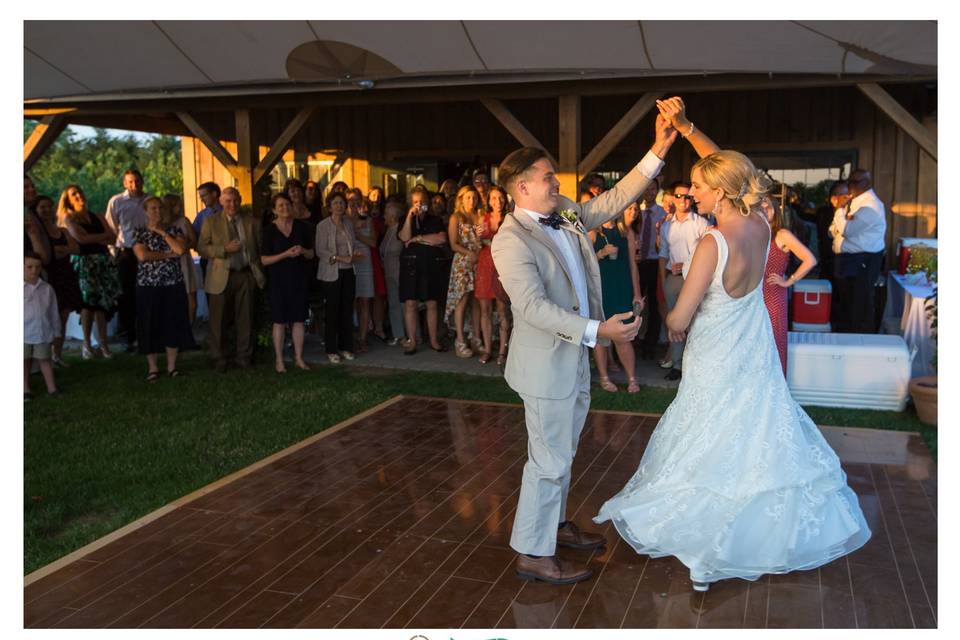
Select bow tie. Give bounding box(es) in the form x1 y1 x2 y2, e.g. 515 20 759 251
538 212 566 230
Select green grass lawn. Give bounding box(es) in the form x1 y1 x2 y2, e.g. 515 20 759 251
24 350 936 575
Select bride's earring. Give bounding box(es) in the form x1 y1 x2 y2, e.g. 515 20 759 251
711 193 722 216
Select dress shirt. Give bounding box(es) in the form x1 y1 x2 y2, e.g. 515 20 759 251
24 280 61 344
658 212 709 271
521 208 600 348
829 206 848 255
635 203 667 260
106 190 149 248
839 189 887 254
192 204 223 236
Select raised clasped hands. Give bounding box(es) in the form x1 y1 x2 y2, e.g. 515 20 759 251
656 96 692 132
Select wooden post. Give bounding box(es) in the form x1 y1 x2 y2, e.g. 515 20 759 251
235 108 267 214
24 115 68 172
578 93 660 178
857 83 937 161
558 95 581 201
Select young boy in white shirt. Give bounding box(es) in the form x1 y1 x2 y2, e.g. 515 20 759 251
24 253 60 400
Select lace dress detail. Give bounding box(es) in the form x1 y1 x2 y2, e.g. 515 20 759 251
595 219 870 585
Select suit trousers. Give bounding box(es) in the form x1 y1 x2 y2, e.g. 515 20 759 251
662 272 685 368
511 347 592 556
637 259 662 349
207 269 255 364
385 274 406 341
117 248 138 345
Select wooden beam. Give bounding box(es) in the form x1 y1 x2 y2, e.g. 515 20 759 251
25 74 935 118
175 111 241 178
857 83 937 161
480 98 557 167
253 106 316 185
578 92 660 177
557 95 581 201
24 115 68 172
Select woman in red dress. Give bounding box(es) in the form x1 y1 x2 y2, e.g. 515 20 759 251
761 196 818 376
474 186 511 366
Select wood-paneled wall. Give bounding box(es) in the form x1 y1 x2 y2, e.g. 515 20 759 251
182 83 936 259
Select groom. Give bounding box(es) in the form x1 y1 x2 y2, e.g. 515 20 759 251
491 115 677 584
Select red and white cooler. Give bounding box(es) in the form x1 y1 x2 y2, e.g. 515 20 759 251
791 279 831 332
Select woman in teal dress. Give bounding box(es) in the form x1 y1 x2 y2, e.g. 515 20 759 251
590 212 642 393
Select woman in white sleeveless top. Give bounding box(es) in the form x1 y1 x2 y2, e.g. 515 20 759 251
595 98 871 592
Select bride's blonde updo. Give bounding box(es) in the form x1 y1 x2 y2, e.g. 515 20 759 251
692 150 772 217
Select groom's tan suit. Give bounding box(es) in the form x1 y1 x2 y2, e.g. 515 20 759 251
492 152 664 556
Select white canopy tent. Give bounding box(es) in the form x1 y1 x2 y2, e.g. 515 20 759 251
24 20 936 102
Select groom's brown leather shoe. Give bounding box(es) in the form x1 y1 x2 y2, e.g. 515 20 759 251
515 554 593 585
556 521 606 550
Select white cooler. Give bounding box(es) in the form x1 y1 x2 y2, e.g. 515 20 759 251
786 332 913 411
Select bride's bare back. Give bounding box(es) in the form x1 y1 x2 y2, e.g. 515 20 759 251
716 210 770 299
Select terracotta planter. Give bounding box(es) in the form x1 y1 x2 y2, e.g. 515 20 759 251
909 376 938 425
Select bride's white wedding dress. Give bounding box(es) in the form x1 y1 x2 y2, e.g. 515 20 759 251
595 219 871 586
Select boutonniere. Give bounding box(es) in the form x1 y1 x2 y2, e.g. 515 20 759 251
558 209 579 225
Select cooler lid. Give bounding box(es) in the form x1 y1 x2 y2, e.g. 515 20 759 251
793 279 832 293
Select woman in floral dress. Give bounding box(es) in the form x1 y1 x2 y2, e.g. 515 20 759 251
445 185 483 358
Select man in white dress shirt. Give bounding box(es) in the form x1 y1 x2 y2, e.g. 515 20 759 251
492 116 677 585
105 169 150 352
658 182 709 380
832 169 887 333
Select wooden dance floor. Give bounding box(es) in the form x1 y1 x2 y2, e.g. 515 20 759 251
24 396 937 629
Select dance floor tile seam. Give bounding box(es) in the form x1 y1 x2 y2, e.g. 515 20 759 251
24 397 936 629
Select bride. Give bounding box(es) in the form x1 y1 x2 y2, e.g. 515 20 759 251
594 97 871 592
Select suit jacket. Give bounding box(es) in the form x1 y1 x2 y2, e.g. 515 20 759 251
492 164 655 399
314 216 358 282
197 211 265 295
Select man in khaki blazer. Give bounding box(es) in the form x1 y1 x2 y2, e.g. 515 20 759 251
198 187 265 372
491 115 678 584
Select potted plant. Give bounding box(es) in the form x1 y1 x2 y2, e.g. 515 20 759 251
907 250 937 425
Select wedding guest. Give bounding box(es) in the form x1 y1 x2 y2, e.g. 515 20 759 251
162 194 200 327
59 184 120 360
398 187 448 355
833 169 887 333
658 180 708 381
586 173 606 198
305 180 324 223
316 191 362 363
591 214 643 393
198 187 266 372
475 186 511 366
472 170 492 207
105 168 150 353
329 181 349 195
439 179 458 218
446 186 484 358
761 196 817 375
367 186 385 219
24 176 51 264
816 181 850 282
629 180 668 360
133 196 192 381
380 201 406 345
262 193 314 373
285 179 311 221
348 192 377 353
192 181 222 280
34 195 82 366
24 253 60 400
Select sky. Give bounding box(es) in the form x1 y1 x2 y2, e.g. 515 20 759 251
68 124 171 142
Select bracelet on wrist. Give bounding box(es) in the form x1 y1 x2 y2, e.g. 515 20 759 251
682 121 695 138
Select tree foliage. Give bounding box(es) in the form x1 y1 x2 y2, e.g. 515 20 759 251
24 122 182 214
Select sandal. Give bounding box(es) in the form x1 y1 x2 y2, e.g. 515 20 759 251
496 351 508 368
168 369 182 378
146 371 160 383
478 351 492 364
599 376 618 392
327 353 342 364
275 362 287 374
294 359 311 371
627 377 640 393
430 342 448 353
402 339 417 355
455 339 473 358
